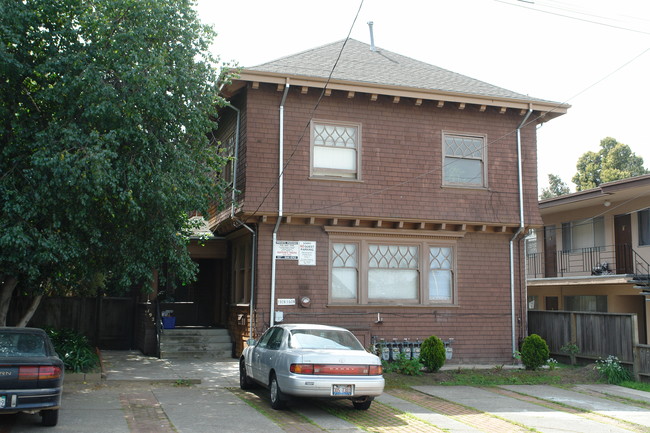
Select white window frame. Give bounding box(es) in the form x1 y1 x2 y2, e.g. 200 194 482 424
329 237 457 306
310 120 361 180
442 132 487 188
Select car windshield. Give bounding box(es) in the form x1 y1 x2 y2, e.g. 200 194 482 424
0 332 47 357
288 329 364 350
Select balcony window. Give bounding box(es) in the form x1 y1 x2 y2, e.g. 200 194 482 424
561 217 604 252
639 209 650 246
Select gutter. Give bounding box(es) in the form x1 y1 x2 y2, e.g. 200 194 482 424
226 103 257 343
510 105 533 357
270 81 290 326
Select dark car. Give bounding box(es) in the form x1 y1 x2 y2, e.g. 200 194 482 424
0 327 64 426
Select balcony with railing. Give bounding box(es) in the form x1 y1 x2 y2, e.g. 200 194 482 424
527 244 650 290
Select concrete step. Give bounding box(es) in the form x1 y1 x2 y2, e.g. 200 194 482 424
159 350 233 359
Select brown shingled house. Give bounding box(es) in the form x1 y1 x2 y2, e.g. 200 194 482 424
203 38 568 363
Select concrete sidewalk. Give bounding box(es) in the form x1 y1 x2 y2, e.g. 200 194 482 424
100 350 239 388
28 350 647 433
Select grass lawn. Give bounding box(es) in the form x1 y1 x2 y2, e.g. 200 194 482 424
384 363 650 391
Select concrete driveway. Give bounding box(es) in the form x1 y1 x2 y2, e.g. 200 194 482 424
2 351 649 433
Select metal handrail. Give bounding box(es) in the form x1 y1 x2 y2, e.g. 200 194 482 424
527 244 649 282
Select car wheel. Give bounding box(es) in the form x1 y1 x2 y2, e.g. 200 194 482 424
269 373 287 410
41 409 59 426
239 359 254 390
352 399 372 410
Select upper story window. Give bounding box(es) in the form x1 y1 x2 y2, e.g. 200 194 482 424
218 134 235 186
561 217 604 252
311 120 360 180
639 209 650 246
442 132 486 188
330 238 456 306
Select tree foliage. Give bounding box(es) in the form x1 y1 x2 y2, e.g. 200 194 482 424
539 174 570 199
572 137 648 191
0 0 232 325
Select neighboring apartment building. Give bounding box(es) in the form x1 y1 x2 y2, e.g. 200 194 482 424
527 174 650 344
209 38 568 363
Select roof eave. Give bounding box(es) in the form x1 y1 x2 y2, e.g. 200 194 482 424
227 70 569 120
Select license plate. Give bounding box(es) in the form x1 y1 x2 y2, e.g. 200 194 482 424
0 396 5 409
332 385 353 396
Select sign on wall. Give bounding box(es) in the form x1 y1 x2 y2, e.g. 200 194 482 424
275 240 316 266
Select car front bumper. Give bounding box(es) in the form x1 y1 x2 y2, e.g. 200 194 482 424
277 373 384 398
0 387 62 414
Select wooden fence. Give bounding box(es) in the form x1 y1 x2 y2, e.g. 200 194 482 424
528 311 650 381
8 296 136 350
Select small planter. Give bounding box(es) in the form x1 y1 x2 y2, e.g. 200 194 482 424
162 317 176 329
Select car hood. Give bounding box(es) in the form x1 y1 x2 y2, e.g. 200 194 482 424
289 349 380 365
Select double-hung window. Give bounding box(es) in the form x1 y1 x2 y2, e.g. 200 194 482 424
330 239 456 305
311 120 360 180
443 132 486 187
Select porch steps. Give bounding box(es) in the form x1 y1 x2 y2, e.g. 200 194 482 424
159 328 233 359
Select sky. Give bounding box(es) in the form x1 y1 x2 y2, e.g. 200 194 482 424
195 0 650 194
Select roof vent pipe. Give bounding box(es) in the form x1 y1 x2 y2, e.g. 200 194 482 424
367 21 376 51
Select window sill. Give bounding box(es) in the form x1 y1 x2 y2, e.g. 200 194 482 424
326 303 458 308
441 184 488 191
309 175 363 183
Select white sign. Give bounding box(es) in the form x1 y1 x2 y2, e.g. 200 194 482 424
275 240 316 265
275 241 299 260
298 241 316 266
277 298 296 306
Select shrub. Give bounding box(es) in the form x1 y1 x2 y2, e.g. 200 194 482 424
420 335 446 372
44 327 99 373
382 353 423 376
520 334 550 370
594 355 631 384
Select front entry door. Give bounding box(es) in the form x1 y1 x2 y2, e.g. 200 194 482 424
614 214 633 274
544 226 557 277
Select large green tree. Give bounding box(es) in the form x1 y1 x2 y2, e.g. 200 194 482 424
572 137 648 191
539 173 571 199
0 0 232 326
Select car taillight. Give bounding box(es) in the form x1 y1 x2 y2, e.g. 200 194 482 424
19 366 62 380
290 364 382 375
290 364 314 374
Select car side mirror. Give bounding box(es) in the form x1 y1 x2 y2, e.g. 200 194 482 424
247 338 257 346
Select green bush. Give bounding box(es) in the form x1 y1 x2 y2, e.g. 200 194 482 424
44 327 99 373
420 335 446 372
594 355 631 384
520 334 550 371
382 353 423 376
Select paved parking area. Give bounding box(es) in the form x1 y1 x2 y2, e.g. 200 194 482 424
1 351 649 433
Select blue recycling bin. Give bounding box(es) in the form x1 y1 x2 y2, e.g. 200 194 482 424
162 317 176 329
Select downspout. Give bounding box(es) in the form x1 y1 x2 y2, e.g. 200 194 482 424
510 105 533 357
225 103 257 343
270 81 290 326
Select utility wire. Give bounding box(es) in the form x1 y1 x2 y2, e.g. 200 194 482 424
496 0 650 36
282 44 650 218
232 0 648 225
242 0 365 224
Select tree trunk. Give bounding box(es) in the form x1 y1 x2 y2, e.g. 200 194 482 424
15 294 43 327
0 276 19 326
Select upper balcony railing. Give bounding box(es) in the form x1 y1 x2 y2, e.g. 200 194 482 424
527 244 649 283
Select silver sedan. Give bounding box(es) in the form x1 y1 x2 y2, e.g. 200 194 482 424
240 324 384 410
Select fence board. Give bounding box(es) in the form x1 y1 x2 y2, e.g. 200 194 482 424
529 310 647 379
